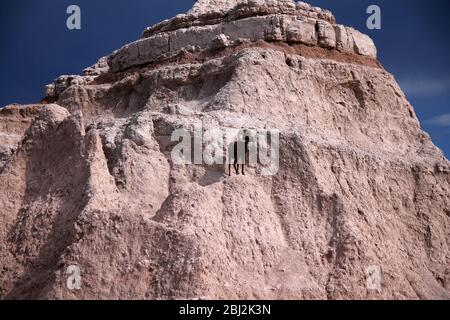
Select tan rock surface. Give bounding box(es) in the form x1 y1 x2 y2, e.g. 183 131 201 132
0 0 449 300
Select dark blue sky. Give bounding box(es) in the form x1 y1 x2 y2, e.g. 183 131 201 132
1 0 449 157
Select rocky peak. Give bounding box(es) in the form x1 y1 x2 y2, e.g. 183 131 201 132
46 0 376 98
188 0 243 14
143 0 336 38
106 0 372 73
1 0 449 300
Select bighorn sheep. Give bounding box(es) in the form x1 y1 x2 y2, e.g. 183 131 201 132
227 130 251 176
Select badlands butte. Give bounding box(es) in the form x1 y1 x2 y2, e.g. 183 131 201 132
0 0 449 300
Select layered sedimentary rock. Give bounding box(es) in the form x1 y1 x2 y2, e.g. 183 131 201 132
108 0 375 72
0 0 449 300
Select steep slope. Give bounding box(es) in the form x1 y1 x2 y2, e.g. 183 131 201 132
0 0 449 299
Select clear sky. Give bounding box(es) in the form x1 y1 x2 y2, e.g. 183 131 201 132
0 0 449 157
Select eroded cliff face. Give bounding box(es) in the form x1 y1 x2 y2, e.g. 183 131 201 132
1 0 449 300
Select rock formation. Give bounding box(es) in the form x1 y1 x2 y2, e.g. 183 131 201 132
0 0 449 300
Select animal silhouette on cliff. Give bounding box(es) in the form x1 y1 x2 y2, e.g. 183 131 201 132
227 130 251 176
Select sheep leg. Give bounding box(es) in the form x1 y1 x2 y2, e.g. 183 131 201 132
234 160 239 175
241 164 245 175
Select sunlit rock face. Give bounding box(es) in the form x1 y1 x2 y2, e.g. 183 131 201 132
0 0 449 300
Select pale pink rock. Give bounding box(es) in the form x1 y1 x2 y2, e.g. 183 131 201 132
0 0 448 300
